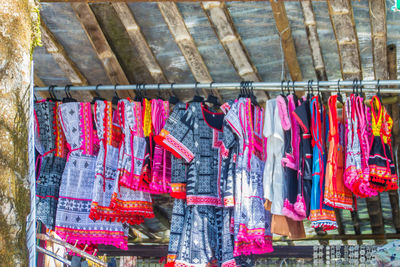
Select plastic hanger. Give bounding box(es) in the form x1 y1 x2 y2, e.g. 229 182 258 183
376 79 383 103
112 84 120 105
91 84 106 104
134 84 143 102
286 80 291 96
168 83 179 105
62 85 77 103
337 80 344 104
249 81 259 107
205 82 221 107
281 80 286 96
46 85 59 102
189 82 204 103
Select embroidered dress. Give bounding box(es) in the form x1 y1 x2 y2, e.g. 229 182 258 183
149 99 171 194
110 99 154 222
225 98 273 257
160 102 236 266
355 96 377 197
89 101 135 228
35 100 67 230
324 95 353 210
141 98 153 189
368 96 398 192
55 102 128 250
276 95 305 221
155 102 187 199
309 96 337 230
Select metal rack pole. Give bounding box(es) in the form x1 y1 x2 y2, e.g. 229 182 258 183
35 80 400 93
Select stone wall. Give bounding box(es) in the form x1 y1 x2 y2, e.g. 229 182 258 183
0 0 39 266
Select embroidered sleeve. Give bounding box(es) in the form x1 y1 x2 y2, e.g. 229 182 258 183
160 107 195 163
225 101 242 138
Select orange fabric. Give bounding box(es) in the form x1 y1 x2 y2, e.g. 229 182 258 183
324 95 354 211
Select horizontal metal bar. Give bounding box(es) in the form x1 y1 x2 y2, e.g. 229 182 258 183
34 80 400 93
37 245 71 266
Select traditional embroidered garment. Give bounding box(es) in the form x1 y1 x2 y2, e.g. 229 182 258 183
355 96 377 197
276 95 305 221
293 97 313 218
110 99 154 221
225 98 273 257
309 96 337 230
324 95 353 210
141 98 153 188
55 102 128 250
155 102 187 199
35 100 67 230
368 96 398 192
89 101 137 229
160 102 236 266
149 99 171 194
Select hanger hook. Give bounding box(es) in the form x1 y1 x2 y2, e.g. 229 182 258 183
352 79 357 94
95 84 102 97
317 80 320 93
251 81 254 96
64 85 69 98
281 80 285 95
210 82 214 96
114 84 119 98
337 80 341 94
377 79 381 95
195 82 200 96
292 81 295 94
310 80 314 94
286 80 290 94
143 83 146 97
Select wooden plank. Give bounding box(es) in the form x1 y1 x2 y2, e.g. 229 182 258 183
40 21 93 101
327 0 362 80
158 2 222 102
41 21 88 85
369 0 389 80
70 2 133 98
299 0 327 81
112 3 168 86
201 2 267 101
270 0 302 82
42 0 269 2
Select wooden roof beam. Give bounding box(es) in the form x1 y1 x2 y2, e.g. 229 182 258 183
270 0 302 82
112 3 171 97
299 0 328 81
40 20 93 101
158 2 222 102
201 1 267 101
327 0 362 80
71 2 133 98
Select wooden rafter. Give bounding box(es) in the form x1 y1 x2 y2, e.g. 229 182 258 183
270 0 302 82
299 0 327 81
157 2 222 102
201 1 267 100
40 20 93 101
327 0 362 80
70 2 133 98
111 3 171 95
41 21 88 85
369 0 389 80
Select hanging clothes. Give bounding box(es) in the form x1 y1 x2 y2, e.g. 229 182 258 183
293 96 313 218
149 99 171 194
158 102 235 266
155 102 188 199
309 96 337 230
355 96 377 197
35 100 67 230
110 99 154 222
225 98 273 257
263 99 305 239
369 96 398 192
55 102 128 250
89 101 133 227
324 95 354 210
140 98 153 189
276 95 305 221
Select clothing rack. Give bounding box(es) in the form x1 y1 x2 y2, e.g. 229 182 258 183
35 79 400 93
